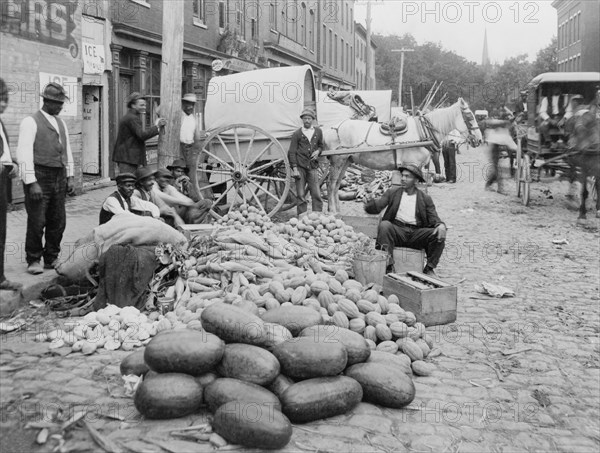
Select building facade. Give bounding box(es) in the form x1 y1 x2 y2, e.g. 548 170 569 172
552 0 600 72
354 22 376 90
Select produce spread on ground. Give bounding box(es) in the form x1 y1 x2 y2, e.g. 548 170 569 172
338 166 393 201
35 209 440 450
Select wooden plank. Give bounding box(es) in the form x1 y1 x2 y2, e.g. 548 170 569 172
407 271 452 287
320 141 434 157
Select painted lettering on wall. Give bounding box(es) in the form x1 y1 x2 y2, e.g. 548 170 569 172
0 0 79 58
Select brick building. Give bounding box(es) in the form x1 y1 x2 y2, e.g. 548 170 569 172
354 22 377 90
552 0 600 72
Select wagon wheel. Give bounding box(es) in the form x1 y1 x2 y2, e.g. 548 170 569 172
519 153 531 207
193 124 291 219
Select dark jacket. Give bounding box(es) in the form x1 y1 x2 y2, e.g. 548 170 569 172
1 119 16 203
112 110 160 166
288 127 324 170
365 187 444 228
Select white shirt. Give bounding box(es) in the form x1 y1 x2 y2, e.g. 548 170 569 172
16 110 75 185
301 126 315 142
539 95 572 121
180 112 196 145
395 193 417 225
102 191 160 218
0 120 13 165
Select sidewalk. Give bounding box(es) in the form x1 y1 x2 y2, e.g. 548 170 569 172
3 186 114 305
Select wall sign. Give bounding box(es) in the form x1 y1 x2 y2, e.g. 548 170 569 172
83 42 105 74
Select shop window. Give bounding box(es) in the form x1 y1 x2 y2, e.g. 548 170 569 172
193 0 205 25
144 56 161 128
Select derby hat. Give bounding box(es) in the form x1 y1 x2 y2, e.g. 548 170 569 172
397 163 425 182
154 168 174 179
135 166 156 182
126 92 144 108
41 82 69 102
115 173 137 184
300 108 316 119
167 158 189 173
182 93 197 103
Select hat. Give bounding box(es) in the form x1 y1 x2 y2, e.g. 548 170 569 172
126 92 144 108
135 167 155 182
41 82 69 102
167 158 189 173
182 93 197 103
154 168 174 179
570 94 584 101
397 163 425 183
300 108 316 119
115 173 136 184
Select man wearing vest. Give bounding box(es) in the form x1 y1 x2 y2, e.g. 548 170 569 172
288 109 324 217
538 87 572 144
1 78 22 290
99 173 160 225
364 164 447 278
16 83 75 275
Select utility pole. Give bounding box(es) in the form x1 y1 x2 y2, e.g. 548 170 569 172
365 0 372 90
157 0 184 168
391 48 413 107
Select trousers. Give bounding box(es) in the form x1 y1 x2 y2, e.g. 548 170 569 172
296 166 323 216
485 144 501 188
431 151 441 174
24 166 67 265
377 220 445 269
442 145 457 182
0 166 8 282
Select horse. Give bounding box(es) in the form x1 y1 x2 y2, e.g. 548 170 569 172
564 104 600 219
322 98 482 213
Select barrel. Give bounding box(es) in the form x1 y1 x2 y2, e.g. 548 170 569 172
353 251 388 287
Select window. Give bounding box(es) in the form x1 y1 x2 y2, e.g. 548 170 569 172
309 10 315 51
576 13 580 41
289 0 297 41
341 38 344 72
269 3 276 30
350 45 353 74
236 1 244 39
341 0 344 27
329 30 333 68
193 0 205 24
280 9 286 34
322 24 327 65
335 34 338 69
218 0 228 29
301 3 306 45
350 8 353 31
251 18 257 39
144 56 161 129
346 4 349 30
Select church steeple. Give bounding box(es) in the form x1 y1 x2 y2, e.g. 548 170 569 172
482 29 490 66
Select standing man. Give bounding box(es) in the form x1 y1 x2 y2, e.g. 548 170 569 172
112 92 166 174
180 93 197 159
288 109 324 217
441 130 459 184
16 83 74 275
364 164 446 277
0 78 22 290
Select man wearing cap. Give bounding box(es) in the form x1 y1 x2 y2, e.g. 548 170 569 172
168 158 193 198
112 92 167 174
364 164 447 277
133 167 185 227
0 78 22 290
154 168 212 224
441 130 460 184
288 109 324 216
15 82 75 275
99 173 160 225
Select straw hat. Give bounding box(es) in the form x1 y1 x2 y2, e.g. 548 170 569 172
397 164 425 182
182 93 197 103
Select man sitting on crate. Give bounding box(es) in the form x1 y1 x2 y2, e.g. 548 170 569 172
364 164 446 278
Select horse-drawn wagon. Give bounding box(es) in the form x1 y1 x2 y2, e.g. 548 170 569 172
515 72 600 216
191 65 482 218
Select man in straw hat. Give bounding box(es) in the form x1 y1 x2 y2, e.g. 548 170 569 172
112 92 167 174
15 82 75 275
288 108 324 217
180 93 198 157
364 164 447 277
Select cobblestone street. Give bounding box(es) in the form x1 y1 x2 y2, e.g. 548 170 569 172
1 147 599 453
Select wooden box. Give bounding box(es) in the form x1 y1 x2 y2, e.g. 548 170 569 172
393 247 425 274
342 214 381 239
382 271 457 326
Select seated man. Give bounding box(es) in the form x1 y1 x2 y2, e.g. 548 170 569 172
364 164 447 277
167 158 193 198
154 168 212 224
133 167 185 227
538 87 573 144
99 173 160 225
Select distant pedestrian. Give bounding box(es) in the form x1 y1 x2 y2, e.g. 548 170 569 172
288 109 324 217
112 92 166 174
441 130 460 184
0 78 22 290
15 83 75 275
180 93 198 160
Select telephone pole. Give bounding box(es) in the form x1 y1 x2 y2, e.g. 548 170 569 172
157 0 185 168
391 48 414 108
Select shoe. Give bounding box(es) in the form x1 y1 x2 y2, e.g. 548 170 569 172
44 259 59 270
27 262 44 275
448 180 456 184
0 280 23 291
423 266 438 279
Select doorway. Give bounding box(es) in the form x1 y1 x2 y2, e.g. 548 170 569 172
82 86 101 177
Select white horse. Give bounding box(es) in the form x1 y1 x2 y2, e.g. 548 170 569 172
323 98 482 213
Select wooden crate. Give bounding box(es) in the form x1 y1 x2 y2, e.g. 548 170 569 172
382 271 457 326
342 214 381 239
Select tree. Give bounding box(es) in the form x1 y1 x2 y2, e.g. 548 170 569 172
532 36 558 76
